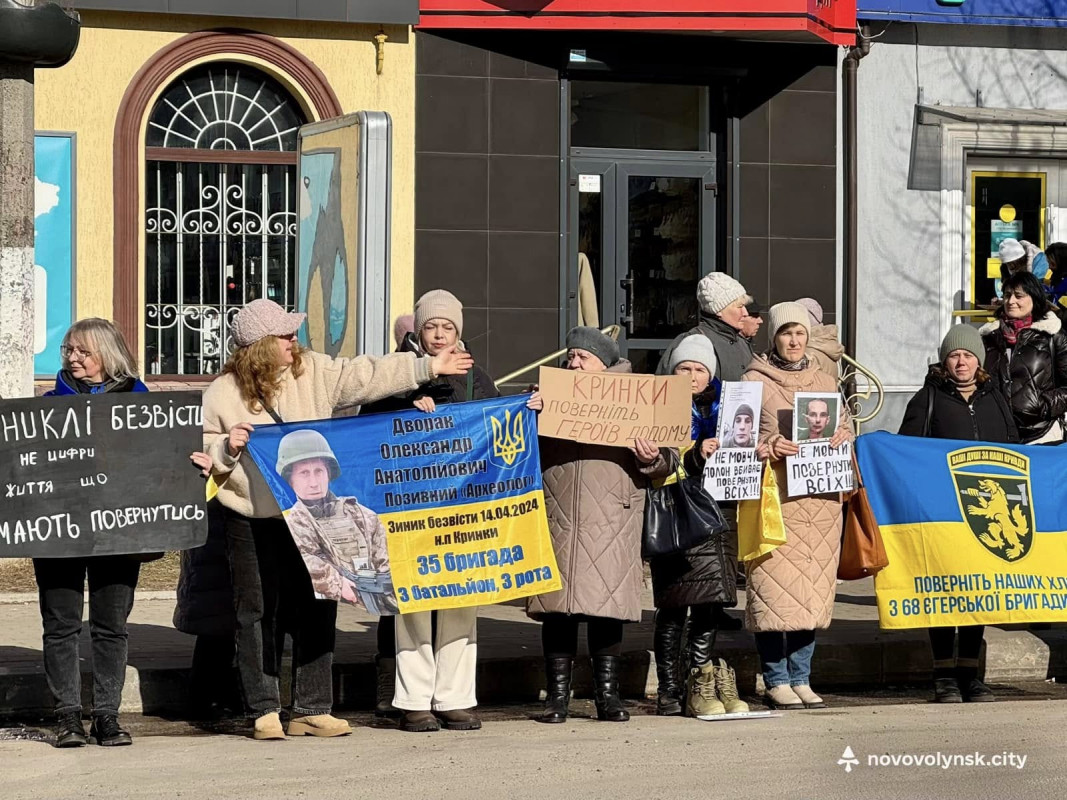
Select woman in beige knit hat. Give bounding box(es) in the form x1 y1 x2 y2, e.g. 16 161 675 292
741 301 852 711
362 289 499 733
201 298 472 741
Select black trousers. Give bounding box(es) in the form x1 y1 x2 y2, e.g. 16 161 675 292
224 510 336 717
540 614 624 659
929 625 985 667
33 556 140 717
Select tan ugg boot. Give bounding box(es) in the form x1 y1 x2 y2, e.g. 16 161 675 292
791 685 826 709
286 714 352 737
252 712 285 740
764 684 804 710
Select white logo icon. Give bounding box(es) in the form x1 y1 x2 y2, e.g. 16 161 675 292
838 746 860 773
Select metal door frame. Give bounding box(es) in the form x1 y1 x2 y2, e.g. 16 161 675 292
567 148 716 358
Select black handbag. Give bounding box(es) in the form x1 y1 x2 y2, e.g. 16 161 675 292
642 467 727 559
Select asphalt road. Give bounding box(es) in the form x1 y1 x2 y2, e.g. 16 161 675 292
1 697 1062 800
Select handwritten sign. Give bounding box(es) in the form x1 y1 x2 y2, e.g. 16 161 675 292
705 381 763 501
786 441 854 498
0 392 208 557
537 366 691 448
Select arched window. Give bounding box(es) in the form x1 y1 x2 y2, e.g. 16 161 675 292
144 63 307 375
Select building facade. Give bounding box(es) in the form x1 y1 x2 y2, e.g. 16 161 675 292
33 1 418 386
855 0 1067 429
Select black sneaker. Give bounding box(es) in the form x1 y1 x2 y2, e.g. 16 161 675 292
90 714 132 746
961 678 996 703
54 712 87 748
933 677 963 704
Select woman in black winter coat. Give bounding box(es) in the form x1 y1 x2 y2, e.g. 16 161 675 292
979 270 1067 444
649 334 745 718
899 324 1018 705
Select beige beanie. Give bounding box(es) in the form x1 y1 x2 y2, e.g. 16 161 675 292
767 302 812 337
414 290 463 338
697 272 748 316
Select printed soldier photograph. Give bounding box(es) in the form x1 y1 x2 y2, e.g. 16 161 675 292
793 393 840 443
716 381 763 449
277 429 398 614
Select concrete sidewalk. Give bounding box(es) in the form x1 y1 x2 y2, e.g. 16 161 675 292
2 578 1067 717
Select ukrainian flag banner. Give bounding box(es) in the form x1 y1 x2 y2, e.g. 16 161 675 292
858 431 1067 629
244 395 559 614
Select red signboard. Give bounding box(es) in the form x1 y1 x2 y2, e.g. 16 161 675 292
418 1 857 45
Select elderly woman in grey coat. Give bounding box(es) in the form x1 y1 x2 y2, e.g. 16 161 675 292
526 327 675 724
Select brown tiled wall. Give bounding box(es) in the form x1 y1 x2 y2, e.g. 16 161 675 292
414 33 561 383
734 65 838 328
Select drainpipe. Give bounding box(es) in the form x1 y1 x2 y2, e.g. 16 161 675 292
842 26 870 358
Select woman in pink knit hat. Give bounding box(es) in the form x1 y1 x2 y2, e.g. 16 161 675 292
201 298 472 741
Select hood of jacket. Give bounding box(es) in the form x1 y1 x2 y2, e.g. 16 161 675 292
49 370 148 395
809 324 845 362
979 311 1062 337
696 312 746 344
743 353 828 391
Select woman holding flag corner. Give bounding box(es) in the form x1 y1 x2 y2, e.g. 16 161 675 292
900 324 1018 703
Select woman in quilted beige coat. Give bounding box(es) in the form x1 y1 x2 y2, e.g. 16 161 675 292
526 327 675 725
742 302 852 712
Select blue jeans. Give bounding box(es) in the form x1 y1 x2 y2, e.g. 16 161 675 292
754 630 816 688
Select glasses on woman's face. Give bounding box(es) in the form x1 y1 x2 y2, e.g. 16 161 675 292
60 345 94 361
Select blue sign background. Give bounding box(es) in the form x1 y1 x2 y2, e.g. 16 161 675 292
859 1 1067 26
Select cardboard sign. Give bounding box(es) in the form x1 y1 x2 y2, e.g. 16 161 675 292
0 392 208 557
537 366 691 448
705 381 763 501
786 440 854 498
245 395 560 615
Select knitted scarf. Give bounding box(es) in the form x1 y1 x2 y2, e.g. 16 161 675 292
767 350 810 372
1001 316 1032 346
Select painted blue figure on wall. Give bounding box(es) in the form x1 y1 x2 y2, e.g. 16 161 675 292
34 133 75 376
298 148 349 357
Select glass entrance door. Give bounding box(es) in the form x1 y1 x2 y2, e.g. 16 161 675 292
967 158 1066 307
571 156 716 373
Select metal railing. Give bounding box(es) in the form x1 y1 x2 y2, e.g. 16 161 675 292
493 325 621 388
493 326 886 431
839 352 885 431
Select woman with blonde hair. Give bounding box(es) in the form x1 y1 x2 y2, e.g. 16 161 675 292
202 299 472 740
36 319 147 748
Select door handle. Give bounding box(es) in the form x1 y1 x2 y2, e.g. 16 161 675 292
619 274 634 335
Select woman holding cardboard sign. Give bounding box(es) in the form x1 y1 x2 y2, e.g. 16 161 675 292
201 298 471 741
741 302 852 711
36 319 148 748
526 327 675 724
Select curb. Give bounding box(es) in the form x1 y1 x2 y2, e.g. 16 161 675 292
3 627 1064 720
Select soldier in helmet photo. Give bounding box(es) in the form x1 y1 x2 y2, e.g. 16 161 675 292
277 429 398 614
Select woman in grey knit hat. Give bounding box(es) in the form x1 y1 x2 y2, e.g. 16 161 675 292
899 324 1018 704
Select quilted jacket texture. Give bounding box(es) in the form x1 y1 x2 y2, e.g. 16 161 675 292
741 355 849 633
527 361 676 623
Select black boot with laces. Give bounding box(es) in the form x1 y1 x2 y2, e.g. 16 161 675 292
90 714 132 746
54 712 87 748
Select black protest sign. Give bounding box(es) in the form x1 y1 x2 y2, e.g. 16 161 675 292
0 392 207 557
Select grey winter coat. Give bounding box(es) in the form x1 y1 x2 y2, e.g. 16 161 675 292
656 314 754 383
527 361 676 623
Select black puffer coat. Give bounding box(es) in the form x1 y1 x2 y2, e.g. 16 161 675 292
898 367 1018 443
173 498 234 637
981 312 1067 443
648 409 737 610
656 314 754 383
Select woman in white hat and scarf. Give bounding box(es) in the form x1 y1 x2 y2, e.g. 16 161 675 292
201 299 472 740
742 302 852 711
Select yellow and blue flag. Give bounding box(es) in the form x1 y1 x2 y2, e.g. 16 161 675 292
858 431 1067 629
245 395 559 614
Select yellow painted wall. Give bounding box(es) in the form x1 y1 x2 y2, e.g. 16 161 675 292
33 10 416 350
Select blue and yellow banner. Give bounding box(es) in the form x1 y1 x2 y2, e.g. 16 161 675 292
245 395 559 614
858 431 1067 629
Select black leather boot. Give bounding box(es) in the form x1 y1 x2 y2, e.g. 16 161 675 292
687 627 715 672
374 655 399 718
54 712 87 748
537 657 573 723
593 655 629 722
653 612 684 716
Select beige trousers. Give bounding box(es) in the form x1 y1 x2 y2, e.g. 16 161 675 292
394 607 478 712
